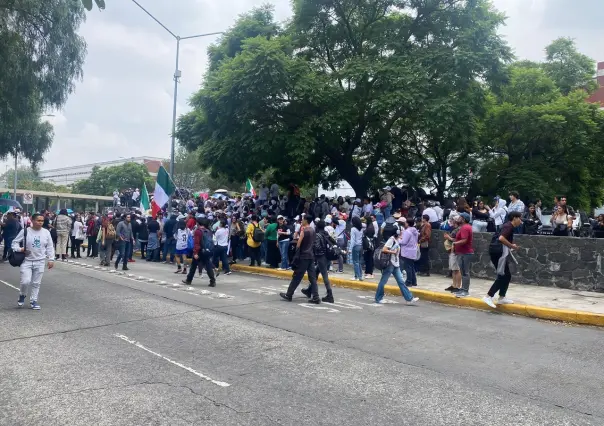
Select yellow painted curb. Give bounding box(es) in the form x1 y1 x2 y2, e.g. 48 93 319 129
231 264 604 327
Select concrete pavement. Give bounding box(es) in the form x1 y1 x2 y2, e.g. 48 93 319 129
0 257 603 425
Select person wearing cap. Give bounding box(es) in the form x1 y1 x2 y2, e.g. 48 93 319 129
444 212 473 298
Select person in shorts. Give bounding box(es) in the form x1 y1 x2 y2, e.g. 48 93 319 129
174 220 190 275
444 215 463 293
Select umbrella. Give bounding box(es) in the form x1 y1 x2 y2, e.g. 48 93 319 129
0 199 22 209
56 208 74 214
214 189 228 193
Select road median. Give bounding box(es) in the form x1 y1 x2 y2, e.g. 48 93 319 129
231 264 604 327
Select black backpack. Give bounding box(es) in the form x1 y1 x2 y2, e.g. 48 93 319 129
8 227 27 267
252 225 265 243
373 240 391 271
313 232 326 257
362 234 374 251
488 231 503 256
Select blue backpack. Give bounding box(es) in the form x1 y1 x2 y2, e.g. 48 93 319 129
187 231 194 252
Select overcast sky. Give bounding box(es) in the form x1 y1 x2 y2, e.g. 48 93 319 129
3 0 603 173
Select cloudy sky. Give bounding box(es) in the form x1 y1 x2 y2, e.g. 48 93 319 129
4 0 603 173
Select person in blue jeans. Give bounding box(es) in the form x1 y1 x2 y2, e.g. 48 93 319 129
350 217 364 281
375 232 419 305
114 214 133 271
276 216 291 270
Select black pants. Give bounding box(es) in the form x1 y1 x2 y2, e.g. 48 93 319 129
187 253 216 284
70 237 82 258
249 246 261 266
213 245 230 272
230 235 240 260
488 253 511 297
364 249 374 274
87 236 97 257
306 255 332 296
266 241 280 268
416 247 430 273
140 241 147 258
2 237 14 260
286 258 318 298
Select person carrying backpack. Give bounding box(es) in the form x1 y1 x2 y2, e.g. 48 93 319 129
301 219 335 303
183 217 216 287
246 215 263 267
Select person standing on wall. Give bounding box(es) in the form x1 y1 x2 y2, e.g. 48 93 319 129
12 213 55 310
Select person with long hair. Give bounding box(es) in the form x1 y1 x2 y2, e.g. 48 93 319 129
551 204 572 236
350 216 364 281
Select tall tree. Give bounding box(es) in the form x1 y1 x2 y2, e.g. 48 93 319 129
72 163 154 196
543 37 597 96
177 0 511 197
0 0 86 164
171 145 242 192
472 65 604 210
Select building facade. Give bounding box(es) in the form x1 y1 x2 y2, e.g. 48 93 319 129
587 61 604 109
39 157 165 186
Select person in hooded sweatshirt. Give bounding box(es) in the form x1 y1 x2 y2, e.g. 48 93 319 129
12 213 55 310
490 197 508 232
400 218 420 287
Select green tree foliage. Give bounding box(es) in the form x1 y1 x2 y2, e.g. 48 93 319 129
177 0 511 197
171 145 243 192
81 0 105 11
0 166 71 192
472 65 604 210
72 163 154 196
0 0 86 164
543 37 597 96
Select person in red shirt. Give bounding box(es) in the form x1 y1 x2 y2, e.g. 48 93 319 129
444 212 473 298
182 217 216 287
186 212 197 230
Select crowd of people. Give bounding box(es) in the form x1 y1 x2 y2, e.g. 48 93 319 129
0 184 587 310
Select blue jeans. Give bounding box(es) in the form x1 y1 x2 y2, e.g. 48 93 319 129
352 245 363 280
375 264 414 302
162 238 175 262
279 240 290 269
384 205 391 219
260 240 267 263
457 253 473 291
213 245 230 272
115 240 131 267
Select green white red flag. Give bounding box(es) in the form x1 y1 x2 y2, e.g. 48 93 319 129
152 166 175 217
245 178 256 197
140 184 150 211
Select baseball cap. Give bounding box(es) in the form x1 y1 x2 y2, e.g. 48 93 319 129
277 215 284 219
294 215 300 221
393 212 402 219
325 217 332 224
459 212 471 222
383 186 392 191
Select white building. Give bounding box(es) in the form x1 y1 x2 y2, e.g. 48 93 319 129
39 156 165 186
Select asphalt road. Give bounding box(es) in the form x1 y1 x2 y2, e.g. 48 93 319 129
0 257 602 426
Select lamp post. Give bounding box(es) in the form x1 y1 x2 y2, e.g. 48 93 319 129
130 0 222 184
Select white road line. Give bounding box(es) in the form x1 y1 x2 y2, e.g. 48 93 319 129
114 334 230 388
0 279 19 291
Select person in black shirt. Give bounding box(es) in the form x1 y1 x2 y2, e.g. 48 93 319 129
483 211 522 309
280 215 320 304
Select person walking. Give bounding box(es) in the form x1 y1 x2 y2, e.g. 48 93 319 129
444 212 473 298
302 219 335 303
1 212 20 262
115 214 133 271
174 220 190 275
54 209 71 261
374 227 419 305
183 217 216 287
280 215 320 304
483 212 522 308
12 213 55 310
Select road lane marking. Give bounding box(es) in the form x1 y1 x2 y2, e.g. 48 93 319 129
298 303 339 313
114 334 230 388
0 279 19 291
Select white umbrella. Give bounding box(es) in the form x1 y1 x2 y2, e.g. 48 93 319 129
214 189 228 193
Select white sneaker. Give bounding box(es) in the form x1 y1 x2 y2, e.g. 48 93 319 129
498 297 514 305
407 297 419 305
483 296 497 309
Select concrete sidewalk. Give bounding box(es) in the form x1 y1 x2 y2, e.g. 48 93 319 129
230 262 604 327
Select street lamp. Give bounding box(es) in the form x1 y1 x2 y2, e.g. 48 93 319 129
12 114 55 200
130 0 222 184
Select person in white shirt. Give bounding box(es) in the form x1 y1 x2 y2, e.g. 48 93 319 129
132 188 140 204
422 203 440 228
12 213 55 310
433 202 443 221
213 219 231 274
334 216 347 273
174 220 190 275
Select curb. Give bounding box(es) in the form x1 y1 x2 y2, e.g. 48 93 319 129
231 264 604 327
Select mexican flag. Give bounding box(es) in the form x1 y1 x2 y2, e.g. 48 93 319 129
152 166 175 218
245 178 256 197
140 184 150 211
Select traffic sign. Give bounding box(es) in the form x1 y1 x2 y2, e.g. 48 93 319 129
23 192 33 204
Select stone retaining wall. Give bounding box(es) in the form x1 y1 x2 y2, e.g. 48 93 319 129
428 231 604 292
